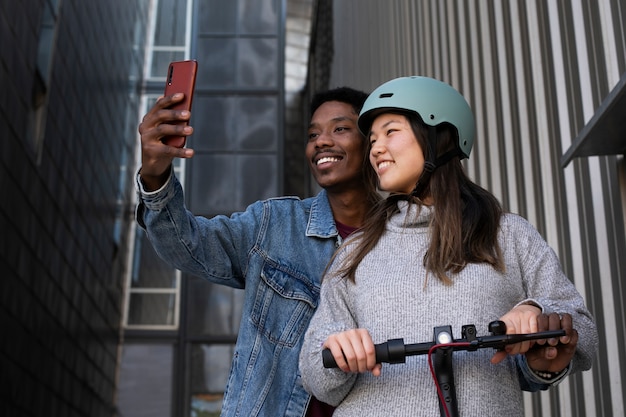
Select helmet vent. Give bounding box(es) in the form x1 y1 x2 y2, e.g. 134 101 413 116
379 93 394 98
429 114 435 120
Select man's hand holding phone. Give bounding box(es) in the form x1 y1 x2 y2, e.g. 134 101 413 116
162 60 198 147
137 60 198 191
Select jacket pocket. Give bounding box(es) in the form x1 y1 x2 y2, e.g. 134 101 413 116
251 260 319 347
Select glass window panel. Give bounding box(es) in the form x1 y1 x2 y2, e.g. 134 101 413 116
190 96 236 152
189 154 237 214
237 38 278 87
239 154 278 203
236 96 278 150
127 293 177 326
192 96 277 152
198 0 237 34
117 344 173 417
239 0 278 34
189 154 278 213
36 5 56 84
131 231 178 288
190 344 235 417
196 38 237 88
186 278 243 337
154 0 187 46
151 50 186 79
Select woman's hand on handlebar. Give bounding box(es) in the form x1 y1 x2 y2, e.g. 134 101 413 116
323 329 383 376
491 304 541 364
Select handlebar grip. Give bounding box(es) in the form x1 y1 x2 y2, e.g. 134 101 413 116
322 338 406 368
376 338 406 364
322 348 337 368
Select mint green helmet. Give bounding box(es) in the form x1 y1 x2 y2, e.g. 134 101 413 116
358 76 475 159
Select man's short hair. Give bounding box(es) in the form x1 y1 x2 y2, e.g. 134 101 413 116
310 87 369 117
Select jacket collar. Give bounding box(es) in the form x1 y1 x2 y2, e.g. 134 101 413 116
306 189 338 238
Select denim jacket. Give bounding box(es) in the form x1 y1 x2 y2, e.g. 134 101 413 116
136 171 341 417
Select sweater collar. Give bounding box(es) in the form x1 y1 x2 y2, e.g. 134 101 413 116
388 200 434 229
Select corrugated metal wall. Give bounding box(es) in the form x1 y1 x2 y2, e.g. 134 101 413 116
328 1 626 416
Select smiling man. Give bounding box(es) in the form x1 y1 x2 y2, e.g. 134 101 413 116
135 86 379 417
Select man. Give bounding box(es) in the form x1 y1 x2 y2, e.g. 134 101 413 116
136 87 379 416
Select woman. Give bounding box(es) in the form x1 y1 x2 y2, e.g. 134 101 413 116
298 76 597 417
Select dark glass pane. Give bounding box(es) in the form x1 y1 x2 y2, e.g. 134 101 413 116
189 154 277 213
198 0 237 34
237 38 277 87
236 96 278 150
127 293 177 326
188 154 237 214
239 154 277 203
196 38 237 87
239 0 278 34
190 96 237 152
186 278 243 336
118 344 173 417
154 0 187 45
132 231 177 288
151 50 186 79
190 344 234 417
192 96 277 152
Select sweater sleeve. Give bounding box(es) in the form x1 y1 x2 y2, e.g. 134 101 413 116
505 214 598 376
299 252 360 406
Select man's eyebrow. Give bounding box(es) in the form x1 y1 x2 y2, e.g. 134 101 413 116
308 116 354 129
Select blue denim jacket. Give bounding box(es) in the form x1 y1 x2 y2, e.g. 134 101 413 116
136 172 341 417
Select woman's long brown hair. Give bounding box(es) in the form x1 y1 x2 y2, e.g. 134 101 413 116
333 112 504 284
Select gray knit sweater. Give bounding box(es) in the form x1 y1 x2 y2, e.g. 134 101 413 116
299 202 597 417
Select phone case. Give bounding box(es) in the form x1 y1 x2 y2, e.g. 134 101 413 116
162 60 198 147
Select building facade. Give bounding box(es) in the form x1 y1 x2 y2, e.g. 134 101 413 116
0 0 148 416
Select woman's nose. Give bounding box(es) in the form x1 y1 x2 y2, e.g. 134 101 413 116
370 143 384 156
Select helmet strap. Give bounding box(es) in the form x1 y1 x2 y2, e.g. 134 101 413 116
410 126 461 197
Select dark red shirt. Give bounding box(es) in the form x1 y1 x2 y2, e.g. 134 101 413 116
335 220 358 239
306 397 336 417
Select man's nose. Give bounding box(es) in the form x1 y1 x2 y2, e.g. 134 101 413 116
314 131 334 147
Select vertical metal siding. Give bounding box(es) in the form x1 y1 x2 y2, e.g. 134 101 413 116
329 0 626 416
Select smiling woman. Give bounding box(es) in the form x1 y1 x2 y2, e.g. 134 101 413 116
368 113 426 194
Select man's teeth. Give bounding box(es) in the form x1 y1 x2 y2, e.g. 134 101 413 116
317 156 340 165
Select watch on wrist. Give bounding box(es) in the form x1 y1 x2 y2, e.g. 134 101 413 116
531 367 565 380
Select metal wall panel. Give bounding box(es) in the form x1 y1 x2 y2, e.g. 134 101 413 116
329 0 626 415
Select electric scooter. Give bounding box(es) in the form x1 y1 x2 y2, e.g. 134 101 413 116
322 320 565 417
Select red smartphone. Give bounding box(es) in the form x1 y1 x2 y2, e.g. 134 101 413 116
162 59 198 147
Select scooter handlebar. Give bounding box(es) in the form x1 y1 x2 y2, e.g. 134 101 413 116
321 328 565 368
